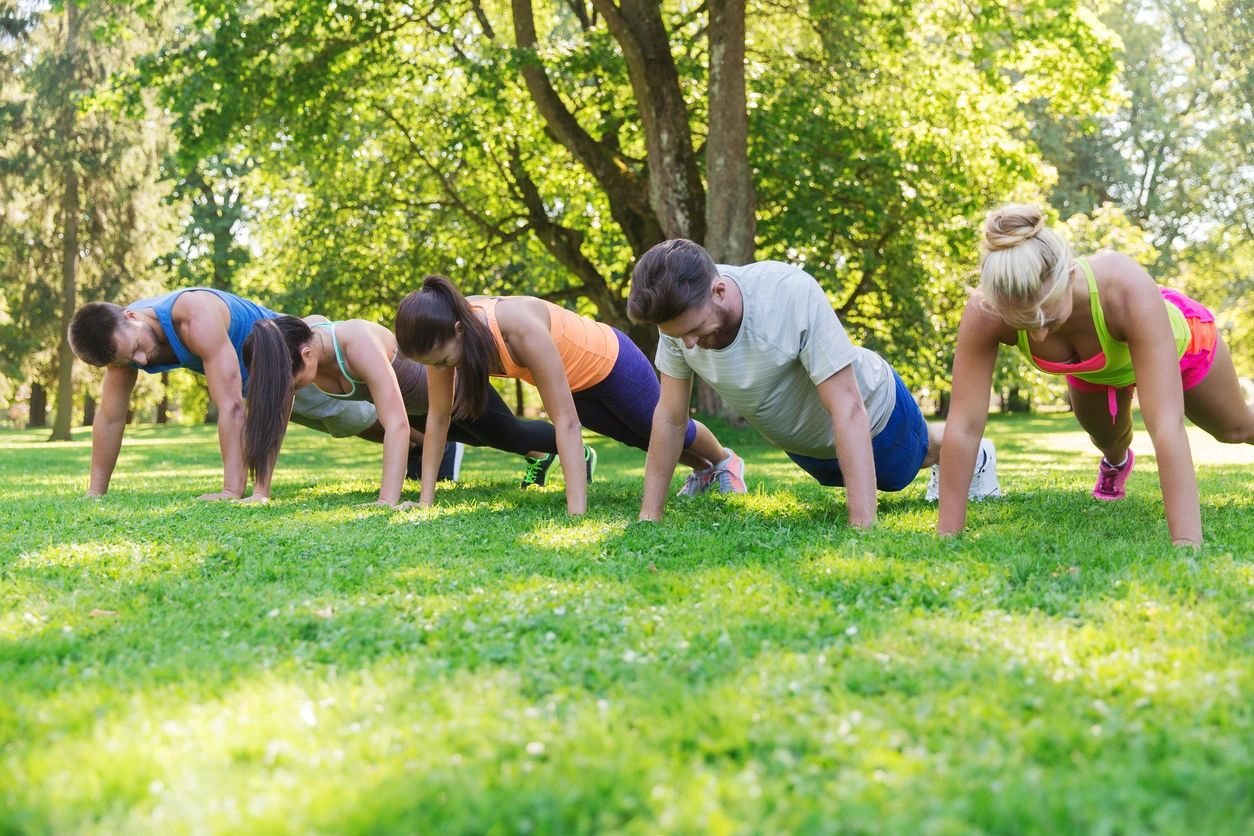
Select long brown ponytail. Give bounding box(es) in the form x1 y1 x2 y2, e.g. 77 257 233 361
242 316 313 482
395 275 496 420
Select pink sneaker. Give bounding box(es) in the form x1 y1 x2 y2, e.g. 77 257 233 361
678 448 747 496
1093 450 1134 501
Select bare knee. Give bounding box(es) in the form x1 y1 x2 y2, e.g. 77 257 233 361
1213 422 1254 444
1088 424 1133 452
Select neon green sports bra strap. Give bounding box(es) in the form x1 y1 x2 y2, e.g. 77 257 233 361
1076 257 1114 346
311 321 366 386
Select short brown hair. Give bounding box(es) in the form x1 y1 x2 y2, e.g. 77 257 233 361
68 302 128 366
627 238 719 325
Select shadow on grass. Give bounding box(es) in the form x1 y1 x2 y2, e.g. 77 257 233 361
1 421 1250 831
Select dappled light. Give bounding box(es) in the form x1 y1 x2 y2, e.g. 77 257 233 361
3 0 1250 823
518 518 629 551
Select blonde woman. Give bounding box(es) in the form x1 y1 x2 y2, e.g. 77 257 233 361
938 204 1253 547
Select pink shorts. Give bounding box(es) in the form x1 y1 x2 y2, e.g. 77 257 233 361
1068 289 1217 418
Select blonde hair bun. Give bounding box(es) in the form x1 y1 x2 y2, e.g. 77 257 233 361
984 204 1046 251
978 203 1071 328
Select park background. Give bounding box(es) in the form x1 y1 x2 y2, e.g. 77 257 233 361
0 0 1250 428
1 0 1252 833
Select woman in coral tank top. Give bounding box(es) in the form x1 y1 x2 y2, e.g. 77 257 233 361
395 275 743 516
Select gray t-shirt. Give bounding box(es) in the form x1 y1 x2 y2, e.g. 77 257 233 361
654 261 897 459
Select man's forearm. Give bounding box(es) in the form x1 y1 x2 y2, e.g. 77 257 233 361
833 416 876 528
216 401 248 496
87 413 126 495
639 416 687 521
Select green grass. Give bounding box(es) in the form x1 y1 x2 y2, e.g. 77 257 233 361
1 414 1251 834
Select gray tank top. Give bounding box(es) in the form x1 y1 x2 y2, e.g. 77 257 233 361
311 322 430 415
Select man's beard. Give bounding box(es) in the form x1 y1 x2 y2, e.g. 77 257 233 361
696 305 738 350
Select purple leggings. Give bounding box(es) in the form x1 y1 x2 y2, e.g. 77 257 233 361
571 328 698 452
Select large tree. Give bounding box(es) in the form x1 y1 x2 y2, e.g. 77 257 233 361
0 0 176 438
143 0 1116 401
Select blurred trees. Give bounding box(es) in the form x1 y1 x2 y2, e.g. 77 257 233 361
1037 0 1252 377
0 0 1246 428
0 0 177 436
141 0 1116 396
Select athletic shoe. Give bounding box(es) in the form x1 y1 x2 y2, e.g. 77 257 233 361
520 444 596 488
584 443 597 483
521 452 556 488
969 439 1001 500
925 439 1001 501
1093 449 1134 501
438 441 463 482
678 448 747 496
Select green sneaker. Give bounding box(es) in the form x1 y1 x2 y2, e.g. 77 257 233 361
584 443 597 483
521 452 557 488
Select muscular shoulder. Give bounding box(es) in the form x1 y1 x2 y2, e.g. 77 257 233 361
1086 251 1158 340
171 291 231 348
494 296 551 337
342 319 398 352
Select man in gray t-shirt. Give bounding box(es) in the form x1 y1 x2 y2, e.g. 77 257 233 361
628 239 999 526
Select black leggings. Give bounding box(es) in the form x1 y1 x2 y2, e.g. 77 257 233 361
411 386 557 456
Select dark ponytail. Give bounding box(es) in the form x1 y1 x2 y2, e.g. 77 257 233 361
241 316 313 482
395 274 496 420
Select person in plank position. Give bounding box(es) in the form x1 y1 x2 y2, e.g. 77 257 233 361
938 204 1253 547
241 314 560 505
67 288 459 500
627 238 999 524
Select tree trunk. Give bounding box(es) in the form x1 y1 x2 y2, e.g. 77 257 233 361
205 400 219 425
934 390 951 419
593 0 706 240
1001 385 1031 414
27 382 47 428
692 0 754 426
514 378 525 417
705 0 755 265
156 371 170 423
48 3 82 443
83 394 96 426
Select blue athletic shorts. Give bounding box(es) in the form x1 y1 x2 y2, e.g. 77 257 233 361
786 370 928 493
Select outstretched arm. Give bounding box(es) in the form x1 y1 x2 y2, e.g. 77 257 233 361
178 299 247 499
816 365 876 528
1116 261 1200 545
513 325 587 515
87 365 138 496
639 373 693 521
345 326 412 506
937 300 1002 536
416 366 455 507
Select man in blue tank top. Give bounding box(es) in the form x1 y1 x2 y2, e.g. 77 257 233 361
67 288 458 500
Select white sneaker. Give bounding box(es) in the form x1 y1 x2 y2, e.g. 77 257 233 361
969 439 1001 500
925 439 1001 502
925 463 941 502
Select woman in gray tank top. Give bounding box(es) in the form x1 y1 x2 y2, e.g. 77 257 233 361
243 315 558 506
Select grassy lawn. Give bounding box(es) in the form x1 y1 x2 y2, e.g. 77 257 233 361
1 414 1251 834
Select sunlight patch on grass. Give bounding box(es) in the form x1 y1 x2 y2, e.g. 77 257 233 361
518 518 629 550
16 540 173 571
913 595 1245 708
722 489 811 519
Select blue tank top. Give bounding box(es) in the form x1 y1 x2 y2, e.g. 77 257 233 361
125 288 280 385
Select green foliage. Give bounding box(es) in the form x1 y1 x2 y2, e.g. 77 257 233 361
0 1 179 407
136 0 1119 396
1 418 1251 831
1035 0 1253 375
